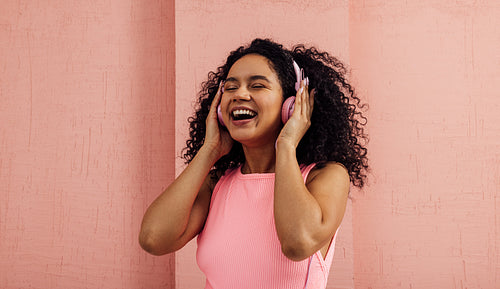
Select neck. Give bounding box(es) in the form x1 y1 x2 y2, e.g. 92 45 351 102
241 143 276 174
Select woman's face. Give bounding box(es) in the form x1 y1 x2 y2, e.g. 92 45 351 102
221 54 284 147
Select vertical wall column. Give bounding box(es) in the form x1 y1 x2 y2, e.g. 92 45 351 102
0 0 176 288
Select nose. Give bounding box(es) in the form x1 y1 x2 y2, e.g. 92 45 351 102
231 86 251 102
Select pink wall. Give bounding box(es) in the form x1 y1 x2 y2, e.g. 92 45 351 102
2 0 499 288
0 1 175 288
350 1 500 288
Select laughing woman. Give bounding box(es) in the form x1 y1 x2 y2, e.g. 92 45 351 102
139 38 368 289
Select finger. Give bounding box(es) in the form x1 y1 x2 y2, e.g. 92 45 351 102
210 81 224 111
207 82 224 120
300 80 309 117
309 88 315 113
294 81 303 116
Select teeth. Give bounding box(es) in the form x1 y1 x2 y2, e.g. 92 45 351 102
232 109 256 117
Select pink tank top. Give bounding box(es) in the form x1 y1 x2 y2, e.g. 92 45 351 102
196 163 338 289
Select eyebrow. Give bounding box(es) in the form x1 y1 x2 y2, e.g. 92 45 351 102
225 75 272 83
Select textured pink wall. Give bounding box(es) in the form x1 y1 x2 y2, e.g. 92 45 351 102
350 1 500 288
0 1 175 288
174 1 353 288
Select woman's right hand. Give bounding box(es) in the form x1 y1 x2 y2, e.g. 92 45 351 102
202 81 233 159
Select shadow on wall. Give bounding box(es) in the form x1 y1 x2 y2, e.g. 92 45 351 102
130 0 177 287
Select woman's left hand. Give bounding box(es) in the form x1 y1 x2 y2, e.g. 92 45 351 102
276 80 315 149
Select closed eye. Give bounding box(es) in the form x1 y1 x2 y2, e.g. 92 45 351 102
251 84 266 89
224 85 265 91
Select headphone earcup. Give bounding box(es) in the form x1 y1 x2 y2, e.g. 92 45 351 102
217 104 226 127
281 96 295 124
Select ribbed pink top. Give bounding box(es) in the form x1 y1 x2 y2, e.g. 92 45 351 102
196 163 338 289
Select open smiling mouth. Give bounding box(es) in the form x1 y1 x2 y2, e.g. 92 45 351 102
231 109 257 121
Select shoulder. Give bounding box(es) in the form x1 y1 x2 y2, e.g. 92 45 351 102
305 162 350 195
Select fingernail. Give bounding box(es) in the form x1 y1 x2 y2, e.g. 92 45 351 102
299 87 304 93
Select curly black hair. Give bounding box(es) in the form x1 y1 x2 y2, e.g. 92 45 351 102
182 38 369 188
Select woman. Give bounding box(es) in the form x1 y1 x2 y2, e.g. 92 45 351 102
139 38 368 288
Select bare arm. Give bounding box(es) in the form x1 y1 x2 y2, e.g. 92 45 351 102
274 81 350 261
139 82 232 255
139 147 218 255
274 146 349 261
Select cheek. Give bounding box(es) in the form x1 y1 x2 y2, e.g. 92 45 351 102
272 95 285 111
262 98 285 119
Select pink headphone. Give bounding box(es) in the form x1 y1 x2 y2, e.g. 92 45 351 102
217 59 307 127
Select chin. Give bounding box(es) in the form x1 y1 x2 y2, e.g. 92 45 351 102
228 133 254 146
230 132 277 148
